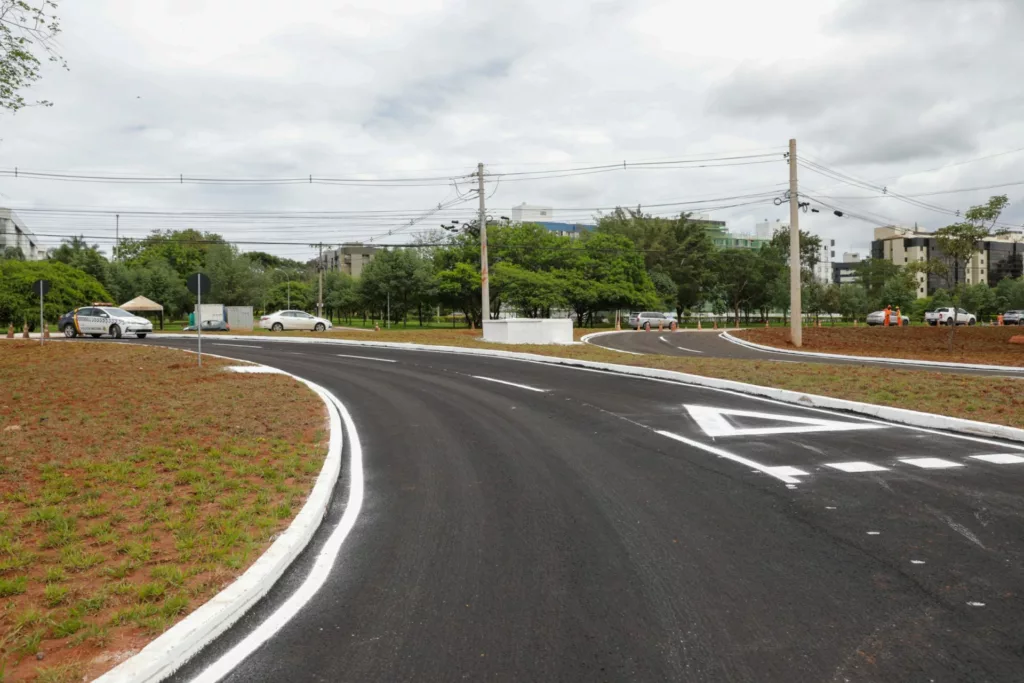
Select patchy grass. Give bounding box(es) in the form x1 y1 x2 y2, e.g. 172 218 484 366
735 326 1024 367
166 326 1024 429
0 342 326 682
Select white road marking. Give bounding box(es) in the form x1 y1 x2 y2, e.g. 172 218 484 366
899 457 965 469
970 453 1024 464
213 343 263 348
967 601 986 607
685 404 885 438
470 375 548 393
825 462 889 473
227 366 285 374
655 430 808 484
659 336 704 354
190 391 365 683
866 531 881 535
336 353 397 363
911 560 926 565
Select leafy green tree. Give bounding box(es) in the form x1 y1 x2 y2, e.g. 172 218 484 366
492 262 565 317
714 249 761 327
838 285 871 322
769 226 823 273
106 258 191 319
437 262 481 327
118 230 227 280
1 0 66 112
855 258 902 299
665 216 718 318
266 280 313 312
204 244 261 306
877 273 917 314
819 284 842 325
995 277 1024 311
960 283 998 321
1 245 25 260
934 195 1009 342
0 260 110 329
323 271 359 322
358 248 435 325
48 236 109 286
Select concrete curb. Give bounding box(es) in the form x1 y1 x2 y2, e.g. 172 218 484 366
721 330 1024 373
94 358 345 683
151 333 1024 444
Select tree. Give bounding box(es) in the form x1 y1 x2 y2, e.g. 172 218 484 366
960 283 998 321
934 195 1009 345
358 248 434 325
838 285 871 322
877 274 917 315
48 236 109 286
117 229 227 280
820 284 842 325
266 280 312 312
665 216 717 319
1 245 25 260
855 258 902 299
714 249 761 328
323 271 359 322
204 244 261 306
106 258 191 318
1 0 66 112
437 262 481 328
769 226 823 273
492 263 565 318
0 260 110 329
995 277 1024 311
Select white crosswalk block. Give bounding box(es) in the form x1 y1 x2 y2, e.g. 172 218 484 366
969 454 1024 465
825 462 889 473
899 457 964 470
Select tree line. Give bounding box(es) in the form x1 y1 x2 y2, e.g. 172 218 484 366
1 198 1022 330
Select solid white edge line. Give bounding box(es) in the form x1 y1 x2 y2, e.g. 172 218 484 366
93 350 349 683
213 343 263 348
720 330 1024 373
143 334 1024 447
335 353 397 363
471 375 548 392
190 392 364 683
655 430 806 484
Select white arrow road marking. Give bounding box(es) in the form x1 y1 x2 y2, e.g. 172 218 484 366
471 376 548 393
684 404 886 438
656 430 808 484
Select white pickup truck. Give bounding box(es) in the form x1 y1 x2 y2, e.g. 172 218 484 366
925 307 976 326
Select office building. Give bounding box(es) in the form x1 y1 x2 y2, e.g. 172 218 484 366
0 208 42 260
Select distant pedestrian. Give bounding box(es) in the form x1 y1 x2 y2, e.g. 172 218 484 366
884 305 892 327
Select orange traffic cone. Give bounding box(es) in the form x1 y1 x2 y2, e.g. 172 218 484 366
713 320 718 330
6 324 13 338
697 319 702 330
764 319 769 328
658 320 664 332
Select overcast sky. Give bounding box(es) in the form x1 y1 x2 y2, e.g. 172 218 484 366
2 0 1022 261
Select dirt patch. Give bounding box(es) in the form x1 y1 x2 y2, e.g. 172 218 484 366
735 326 1024 367
0 342 326 682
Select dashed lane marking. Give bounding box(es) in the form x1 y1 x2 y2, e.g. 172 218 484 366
825 462 889 473
970 454 1024 464
335 354 397 363
899 457 965 469
470 376 548 393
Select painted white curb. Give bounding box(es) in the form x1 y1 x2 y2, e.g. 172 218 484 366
721 330 1024 373
94 360 345 683
150 333 1024 444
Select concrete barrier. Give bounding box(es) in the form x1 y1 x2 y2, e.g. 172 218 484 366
483 318 574 344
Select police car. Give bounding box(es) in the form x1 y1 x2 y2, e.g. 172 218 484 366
61 306 153 339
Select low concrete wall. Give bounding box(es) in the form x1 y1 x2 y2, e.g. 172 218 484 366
483 318 573 344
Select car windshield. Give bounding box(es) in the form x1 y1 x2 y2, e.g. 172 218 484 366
102 308 134 317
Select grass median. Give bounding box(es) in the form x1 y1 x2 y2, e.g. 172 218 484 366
734 326 1024 367
0 342 326 683
159 327 1024 430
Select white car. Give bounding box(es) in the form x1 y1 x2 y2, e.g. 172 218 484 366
63 306 153 339
259 310 333 332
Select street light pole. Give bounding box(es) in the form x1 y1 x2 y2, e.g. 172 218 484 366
789 138 802 348
478 162 489 327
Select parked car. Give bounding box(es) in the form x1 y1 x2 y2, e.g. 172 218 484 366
865 310 911 326
627 311 676 330
183 320 231 332
259 310 333 332
1002 310 1024 325
61 306 153 339
924 307 976 326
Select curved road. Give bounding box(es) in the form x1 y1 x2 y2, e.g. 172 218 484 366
119 338 1024 682
586 329 1024 376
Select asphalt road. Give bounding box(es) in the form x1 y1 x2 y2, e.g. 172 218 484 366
121 338 1024 682
586 329 1024 376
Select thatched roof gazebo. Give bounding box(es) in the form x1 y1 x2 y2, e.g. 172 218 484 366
120 295 165 330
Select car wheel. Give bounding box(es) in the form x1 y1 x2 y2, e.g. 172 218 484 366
271 322 283 332
945 318 955 326
314 323 325 332
136 333 147 339
110 324 122 339
63 323 77 338
968 319 976 326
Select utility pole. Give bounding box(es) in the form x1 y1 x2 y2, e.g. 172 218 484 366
478 162 489 326
789 138 802 347
318 242 324 318
115 214 119 262
287 280 291 309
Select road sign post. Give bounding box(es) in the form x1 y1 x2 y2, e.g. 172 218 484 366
32 279 51 346
186 273 212 367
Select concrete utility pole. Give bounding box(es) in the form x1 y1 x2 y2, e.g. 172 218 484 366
115 214 119 262
789 138 802 348
478 162 489 325
318 242 324 318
